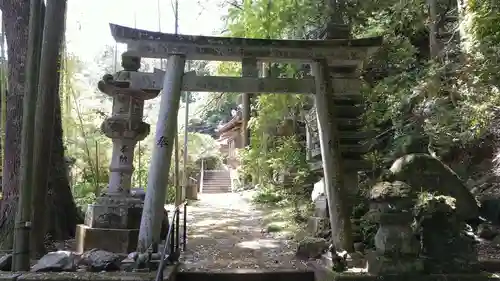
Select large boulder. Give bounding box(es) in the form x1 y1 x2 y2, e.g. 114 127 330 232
384 153 479 220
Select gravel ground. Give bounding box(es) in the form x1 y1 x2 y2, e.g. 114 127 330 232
476 239 500 261
179 192 308 272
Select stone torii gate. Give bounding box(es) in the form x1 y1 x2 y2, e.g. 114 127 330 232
103 23 381 253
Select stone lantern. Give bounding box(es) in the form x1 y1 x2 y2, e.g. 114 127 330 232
76 54 160 253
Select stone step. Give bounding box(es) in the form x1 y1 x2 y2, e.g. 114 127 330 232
202 185 231 188
204 175 230 178
203 179 231 183
203 179 230 182
337 118 363 130
309 130 372 141
203 183 231 186
201 187 231 193
176 269 315 281
334 105 365 119
203 175 231 179
201 190 231 194
204 173 230 176
332 97 363 106
203 181 231 184
204 173 231 176
203 184 231 188
202 186 231 190
310 143 369 159
309 159 372 172
203 184 230 187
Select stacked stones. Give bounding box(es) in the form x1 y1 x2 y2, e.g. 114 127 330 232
366 177 479 274
366 181 422 275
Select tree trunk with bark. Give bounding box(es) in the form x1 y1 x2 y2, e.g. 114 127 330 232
0 0 82 252
0 0 30 251
46 62 83 243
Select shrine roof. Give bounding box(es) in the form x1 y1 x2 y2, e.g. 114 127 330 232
216 115 242 134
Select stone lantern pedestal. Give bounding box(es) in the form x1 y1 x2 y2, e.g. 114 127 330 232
76 55 160 254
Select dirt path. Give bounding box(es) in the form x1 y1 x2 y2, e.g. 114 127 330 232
179 192 308 272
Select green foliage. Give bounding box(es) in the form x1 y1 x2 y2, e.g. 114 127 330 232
469 0 500 46
217 0 500 245
252 185 284 204
62 48 223 208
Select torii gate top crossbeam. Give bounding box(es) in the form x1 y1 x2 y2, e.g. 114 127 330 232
110 24 382 62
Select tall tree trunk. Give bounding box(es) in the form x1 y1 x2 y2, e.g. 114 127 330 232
0 0 30 250
0 0 82 252
46 61 83 243
30 0 74 257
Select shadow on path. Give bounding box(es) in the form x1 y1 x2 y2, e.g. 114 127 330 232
180 192 307 272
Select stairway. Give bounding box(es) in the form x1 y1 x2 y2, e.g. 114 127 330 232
201 170 232 193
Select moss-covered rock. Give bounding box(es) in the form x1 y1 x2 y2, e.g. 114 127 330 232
369 181 412 201
414 194 479 274
385 153 479 220
296 237 329 259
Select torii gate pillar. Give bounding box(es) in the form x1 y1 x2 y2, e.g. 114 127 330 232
138 55 186 252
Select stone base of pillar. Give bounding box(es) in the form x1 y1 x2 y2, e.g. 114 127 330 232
76 196 144 254
84 196 143 229
75 224 139 254
366 251 423 275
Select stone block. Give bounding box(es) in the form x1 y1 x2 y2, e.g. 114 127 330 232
366 251 423 275
0 273 20 281
307 216 326 235
16 269 179 281
85 200 143 229
186 184 198 200
320 252 366 269
313 195 327 217
76 224 139 254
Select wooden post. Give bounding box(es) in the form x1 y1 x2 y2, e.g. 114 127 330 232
138 54 186 252
241 58 257 147
312 59 354 252
305 123 312 161
428 0 439 60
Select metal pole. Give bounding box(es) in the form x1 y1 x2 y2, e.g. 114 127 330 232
183 203 187 251
175 208 180 255
175 129 181 205
173 0 182 206
137 55 186 252
174 0 178 34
